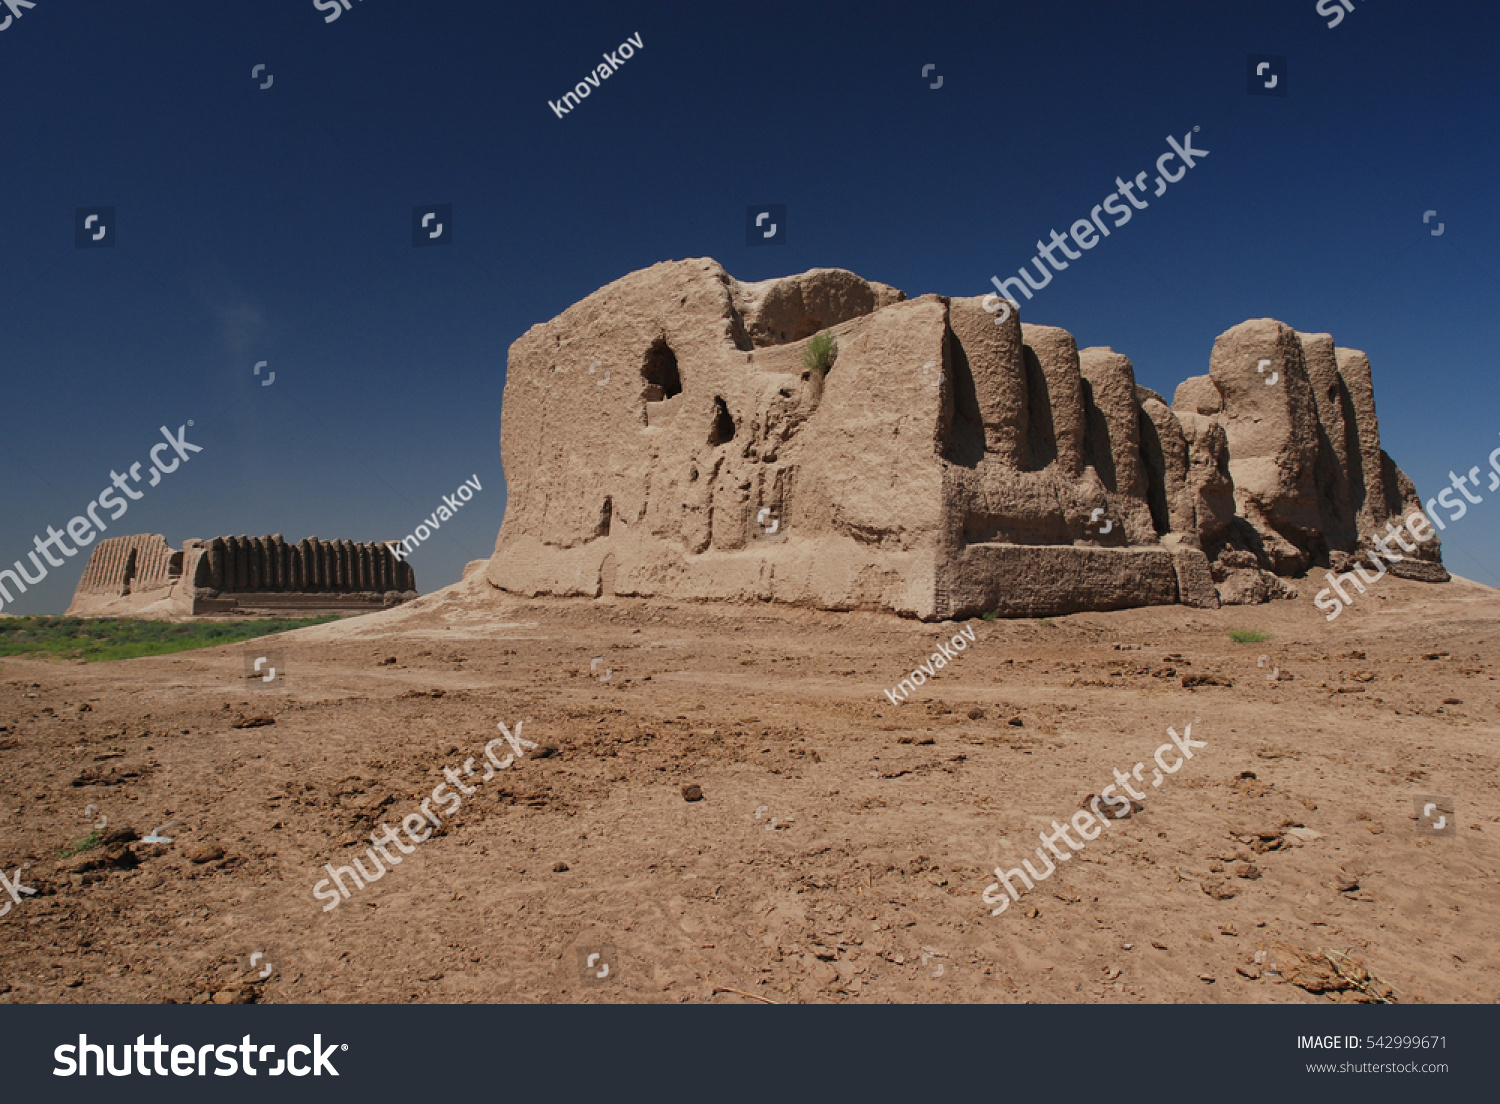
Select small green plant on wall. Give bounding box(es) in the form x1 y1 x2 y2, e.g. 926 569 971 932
803 331 836 381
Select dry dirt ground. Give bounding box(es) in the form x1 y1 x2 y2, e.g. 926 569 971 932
2 571 1498 1005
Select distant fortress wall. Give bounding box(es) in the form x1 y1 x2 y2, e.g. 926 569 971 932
66 534 417 618
186 535 415 594
73 534 179 601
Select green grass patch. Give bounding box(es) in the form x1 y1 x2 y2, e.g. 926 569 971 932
981 610 1000 621
59 830 104 858
1228 629 1271 644
0 615 338 663
802 331 837 380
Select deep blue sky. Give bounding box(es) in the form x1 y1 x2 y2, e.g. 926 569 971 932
3 0 1498 613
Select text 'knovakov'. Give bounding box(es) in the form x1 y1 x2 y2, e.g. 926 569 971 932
388 475 482 561
549 32 643 118
884 625 977 705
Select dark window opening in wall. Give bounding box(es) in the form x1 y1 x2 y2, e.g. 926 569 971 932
641 337 682 402
709 396 735 445
596 496 613 539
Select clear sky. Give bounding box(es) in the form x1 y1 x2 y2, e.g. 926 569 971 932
3 0 1498 613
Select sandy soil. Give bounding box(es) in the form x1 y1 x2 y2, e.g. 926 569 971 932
2 572 1497 1005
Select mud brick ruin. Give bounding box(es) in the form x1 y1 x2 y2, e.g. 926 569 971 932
486 259 1445 620
67 534 416 618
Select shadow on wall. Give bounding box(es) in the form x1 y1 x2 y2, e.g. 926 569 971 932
942 327 985 470
1081 377 1116 492
1022 347 1058 472
1138 409 1171 536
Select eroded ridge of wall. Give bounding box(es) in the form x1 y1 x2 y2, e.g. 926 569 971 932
486 258 1443 621
1172 320 1446 595
67 534 180 612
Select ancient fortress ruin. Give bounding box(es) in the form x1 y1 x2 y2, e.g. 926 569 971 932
487 259 1446 620
67 534 417 618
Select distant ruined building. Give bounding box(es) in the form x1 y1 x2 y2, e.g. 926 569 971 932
486 259 1445 620
66 534 417 618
